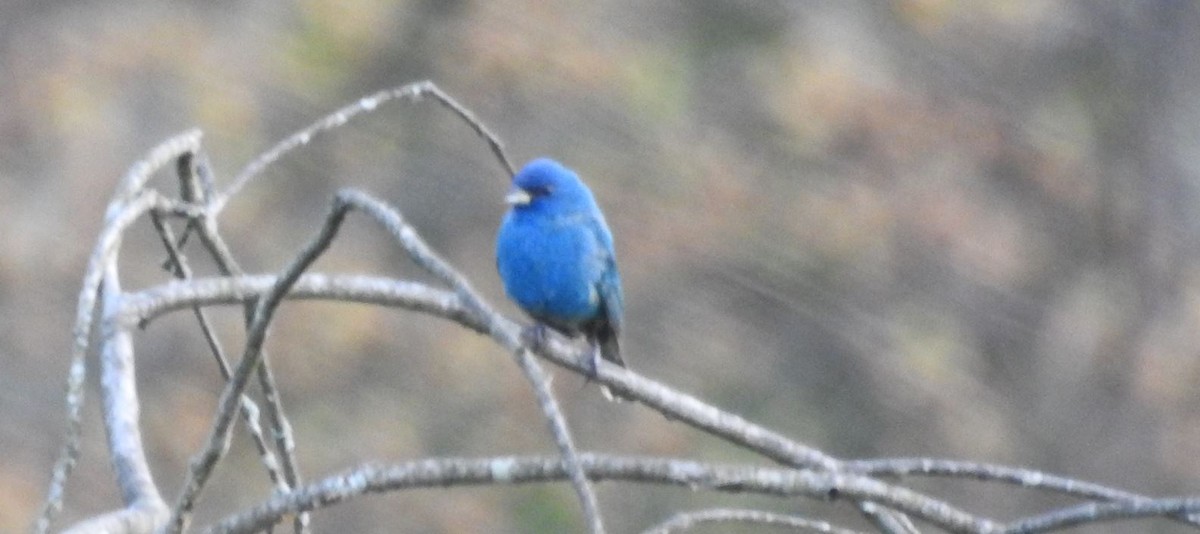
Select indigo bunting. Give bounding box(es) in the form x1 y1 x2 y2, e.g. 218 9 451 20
496 158 625 381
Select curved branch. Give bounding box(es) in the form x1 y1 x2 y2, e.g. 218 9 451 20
162 191 359 532
60 501 169 534
45 84 1200 534
127 269 842 475
1000 496 1200 533
123 271 997 533
847 457 1170 504
149 210 292 500
513 348 606 533
111 130 203 217
123 273 464 330
99 262 166 514
642 507 867 534
191 179 311 533
324 189 843 475
213 80 513 215
847 457 1200 529
36 186 196 534
201 454 992 534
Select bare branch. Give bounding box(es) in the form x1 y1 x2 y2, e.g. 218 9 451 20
847 457 1200 528
1000 496 1200 533
200 454 994 534
855 501 921 534
100 260 165 513
187 155 310 533
123 274 463 330
325 188 603 529
322 189 844 478
490 319 843 472
513 348 606 533
52 193 199 534
408 81 516 178
36 125 200 534
111 130 203 215
642 507 868 534
123 268 996 532
847 457 1170 504
61 502 169 534
120 190 938 533
162 188 358 533
149 210 291 497
50 85 1200 534
213 80 513 215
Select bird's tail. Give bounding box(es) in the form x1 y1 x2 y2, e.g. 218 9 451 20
596 327 628 401
598 328 624 367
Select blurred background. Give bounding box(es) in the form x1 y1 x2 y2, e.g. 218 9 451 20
4 1 1200 532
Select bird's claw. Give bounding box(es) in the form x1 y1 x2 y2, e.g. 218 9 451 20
520 323 549 351
586 344 602 380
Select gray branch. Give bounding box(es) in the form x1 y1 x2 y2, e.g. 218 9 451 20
199 454 984 534
37 83 1200 534
37 126 202 533
149 210 293 502
643 507 868 534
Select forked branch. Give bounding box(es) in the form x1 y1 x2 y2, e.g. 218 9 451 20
35 81 1200 534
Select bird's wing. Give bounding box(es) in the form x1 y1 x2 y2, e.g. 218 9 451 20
598 263 623 329
594 238 625 368
590 214 623 334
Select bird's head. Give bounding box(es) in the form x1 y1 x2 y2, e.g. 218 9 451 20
505 158 595 214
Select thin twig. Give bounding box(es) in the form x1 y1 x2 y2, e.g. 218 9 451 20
856 501 921 534
478 310 843 471
150 210 229 372
252 353 304 534
846 457 1166 503
642 507 868 534
186 153 310 534
1000 496 1200 533
847 457 1200 528
149 210 290 495
212 80 513 215
513 348 606 534
162 195 354 533
409 81 516 178
111 130 204 214
199 224 308 534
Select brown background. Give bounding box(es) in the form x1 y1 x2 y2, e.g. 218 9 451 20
4 2 1200 532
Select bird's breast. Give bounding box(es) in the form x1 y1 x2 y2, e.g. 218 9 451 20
496 215 604 325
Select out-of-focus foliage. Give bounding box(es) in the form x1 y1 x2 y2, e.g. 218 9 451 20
4 1 1200 532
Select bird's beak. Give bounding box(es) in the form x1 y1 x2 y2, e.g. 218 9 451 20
505 188 532 206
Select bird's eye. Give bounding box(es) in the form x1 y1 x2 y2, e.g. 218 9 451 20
527 185 553 197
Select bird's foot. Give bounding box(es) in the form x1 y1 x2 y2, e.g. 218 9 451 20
520 323 549 352
585 345 625 401
586 344 602 380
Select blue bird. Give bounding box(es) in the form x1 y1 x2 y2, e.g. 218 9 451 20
496 158 625 382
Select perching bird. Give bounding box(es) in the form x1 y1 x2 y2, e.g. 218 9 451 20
496 158 625 387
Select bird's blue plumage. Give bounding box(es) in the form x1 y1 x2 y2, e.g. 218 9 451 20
496 158 625 369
